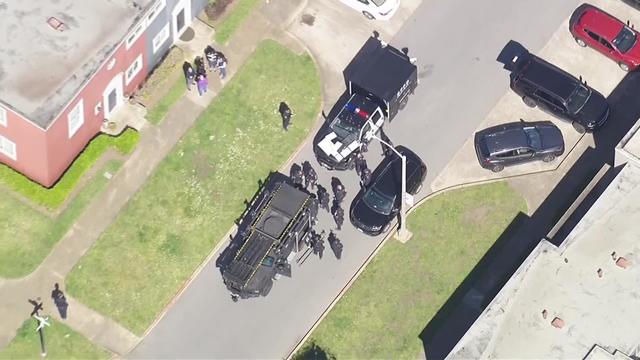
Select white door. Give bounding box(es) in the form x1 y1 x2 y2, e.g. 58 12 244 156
172 0 192 43
103 73 124 120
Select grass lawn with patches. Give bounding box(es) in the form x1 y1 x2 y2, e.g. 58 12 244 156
0 160 122 278
66 40 321 335
145 78 187 125
0 129 139 210
299 182 527 359
0 318 109 360
214 0 261 44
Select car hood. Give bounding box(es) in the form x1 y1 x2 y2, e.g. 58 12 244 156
538 125 564 150
575 90 609 126
350 192 394 232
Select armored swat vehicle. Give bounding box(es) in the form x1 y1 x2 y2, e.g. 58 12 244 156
219 172 314 299
313 35 418 170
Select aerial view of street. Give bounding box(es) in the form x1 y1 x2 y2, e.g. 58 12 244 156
2 0 640 359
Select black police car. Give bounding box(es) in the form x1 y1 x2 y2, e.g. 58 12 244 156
474 120 565 172
350 146 426 236
497 40 610 134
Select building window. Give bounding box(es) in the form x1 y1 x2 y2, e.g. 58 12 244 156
0 134 16 160
68 99 84 138
146 0 167 25
126 23 145 50
0 106 6 127
152 24 170 54
125 55 144 86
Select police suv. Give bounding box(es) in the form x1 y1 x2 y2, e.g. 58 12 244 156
313 36 418 170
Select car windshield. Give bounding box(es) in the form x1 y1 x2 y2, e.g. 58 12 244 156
371 0 386 6
362 187 395 216
613 26 637 53
566 84 592 114
330 109 362 140
523 127 542 149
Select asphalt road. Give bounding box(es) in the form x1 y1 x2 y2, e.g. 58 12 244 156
130 0 584 358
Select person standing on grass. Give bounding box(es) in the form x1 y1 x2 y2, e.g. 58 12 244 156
216 53 228 80
196 74 208 96
183 62 196 91
279 101 293 131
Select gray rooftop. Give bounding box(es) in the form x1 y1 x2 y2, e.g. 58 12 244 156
0 0 153 129
447 162 640 360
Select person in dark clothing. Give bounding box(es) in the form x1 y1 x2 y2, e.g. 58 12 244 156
182 62 196 91
354 151 368 176
279 102 293 131
309 197 319 226
379 128 394 157
51 283 68 319
302 161 318 190
328 231 343 260
216 52 228 80
316 185 330 212
360 167 372 188
311 230 326 259
194 56 206 76
204 45 218 71
290 163 305 189
332 181 347 205
331 201 345 230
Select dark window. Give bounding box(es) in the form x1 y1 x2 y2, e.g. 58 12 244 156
613 26 637 53
495 150 518 158
599 37 614 51
516 148 534 156
534 90 565 109
586 29 600 42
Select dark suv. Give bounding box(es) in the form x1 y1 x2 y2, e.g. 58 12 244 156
475 120 565 172
497 40 610 133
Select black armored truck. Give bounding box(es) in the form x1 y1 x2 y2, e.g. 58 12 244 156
313 35 418 170
218 172 314 299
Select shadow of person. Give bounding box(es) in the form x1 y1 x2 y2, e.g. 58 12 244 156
51 283 68 319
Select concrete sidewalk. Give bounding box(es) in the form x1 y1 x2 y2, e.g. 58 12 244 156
0 3 309 355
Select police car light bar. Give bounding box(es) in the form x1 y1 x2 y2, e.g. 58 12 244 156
344 103 369 119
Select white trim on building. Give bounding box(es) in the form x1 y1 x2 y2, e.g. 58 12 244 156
146 0 167 25
0 134 17 160
125 54 144 86
67 99 84 138
0 106 6 127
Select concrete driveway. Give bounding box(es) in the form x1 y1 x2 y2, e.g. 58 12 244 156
129 0 593 358
432 0 640 192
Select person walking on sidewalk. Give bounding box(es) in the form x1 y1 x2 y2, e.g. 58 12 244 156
51 283 69 319
279 101 293 130
204 45 219 71
183 62 196 91
216 52 228 80
196 74 208 96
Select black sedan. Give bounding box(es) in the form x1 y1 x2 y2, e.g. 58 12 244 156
350 146 427 236
474 120 565 173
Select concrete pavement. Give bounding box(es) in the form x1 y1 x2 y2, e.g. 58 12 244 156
130 0 589 359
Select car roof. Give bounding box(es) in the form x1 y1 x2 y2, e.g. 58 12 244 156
372 146 423 195
577 5 624 40
479 123 529 154
519 58 579 100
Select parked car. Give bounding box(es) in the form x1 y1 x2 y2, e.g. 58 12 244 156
474 120 565 173
339 0 399 20
570 3 640 71
350 146 426 236
497 40 610 134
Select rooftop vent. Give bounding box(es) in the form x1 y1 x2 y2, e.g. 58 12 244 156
551 317 565 329
47 17 65 31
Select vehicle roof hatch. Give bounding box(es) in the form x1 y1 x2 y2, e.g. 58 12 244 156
497 40 531 72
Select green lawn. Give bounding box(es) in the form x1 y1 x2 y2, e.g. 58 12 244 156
145 78 187 125
67 40 321 335
0 128 138 209
0 160 122 278
214 0 262 44
298 182 527 359
0 319 109 360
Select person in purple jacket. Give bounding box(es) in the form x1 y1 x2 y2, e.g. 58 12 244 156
196 74 208 96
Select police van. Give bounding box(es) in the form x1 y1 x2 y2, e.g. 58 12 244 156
313 36 418 170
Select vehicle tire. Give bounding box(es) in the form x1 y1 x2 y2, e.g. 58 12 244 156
575 37 587 47
491 164 504 173
572 122 586 134
542 154 556 163
362 11 375 20
619 62 630 72
398 95 410 110
522 96 537 108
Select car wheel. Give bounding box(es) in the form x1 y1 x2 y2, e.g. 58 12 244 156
362 11 375 20
542 154 556 163
619 62 630 72
575 37 587 47
522 96 537 108
491 164 504 173
572 122 586 134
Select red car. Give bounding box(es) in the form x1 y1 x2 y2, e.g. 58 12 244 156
570 3 640 71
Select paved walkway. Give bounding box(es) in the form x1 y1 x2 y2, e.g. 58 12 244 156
0 2 308 355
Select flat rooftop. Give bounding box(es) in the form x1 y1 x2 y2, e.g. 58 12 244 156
448 163 640 360
0 0 153 128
